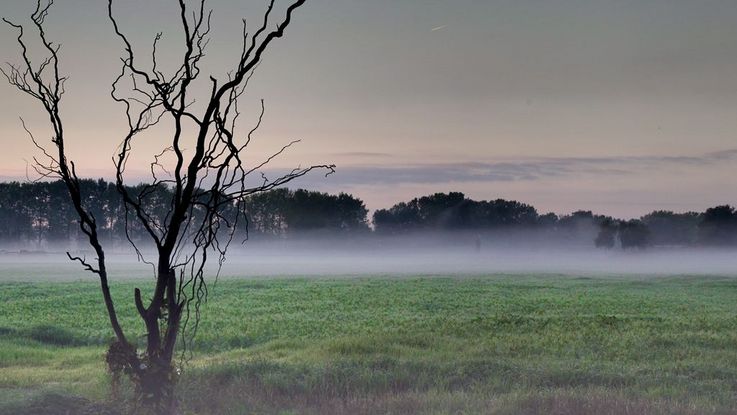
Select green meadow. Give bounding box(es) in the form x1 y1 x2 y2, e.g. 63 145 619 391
1 275 737 414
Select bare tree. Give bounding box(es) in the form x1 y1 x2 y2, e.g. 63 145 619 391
2 1 333 413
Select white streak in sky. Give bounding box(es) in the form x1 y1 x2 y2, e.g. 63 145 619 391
431 25 447 32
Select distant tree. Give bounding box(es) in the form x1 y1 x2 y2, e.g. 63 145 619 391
641 210 700 246
373 201 422 233
0 179 172 248
697 205 737 246
285 189 369 233
332 192 371 233
619 220 651 249
557 210 597 243
558 210 594 227
45 180 76 243
537 212 559 228
373 193 539 233
243 189 369 236
416 192 467 227
594 218 618 249
0 182 34 244
472 199 539 228
80 179 125 246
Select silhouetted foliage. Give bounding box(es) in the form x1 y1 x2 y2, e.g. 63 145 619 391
537 212 559 227
641 211 701 246
619 220 651 250
3 183 737 249
0 181 368 247
243 188 369 236
556 211 616 246
595 219 618 249
0 180 122 247
698 205 737 246
373 202 422 234
373 192 539 234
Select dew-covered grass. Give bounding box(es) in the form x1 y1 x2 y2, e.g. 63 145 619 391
1 274 737 414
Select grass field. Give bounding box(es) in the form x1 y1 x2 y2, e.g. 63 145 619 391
1 274 737 414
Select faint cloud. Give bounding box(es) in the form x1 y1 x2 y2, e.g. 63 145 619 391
285 148 737 187
332 152 394 159
704 149 737 161
431 25 447 32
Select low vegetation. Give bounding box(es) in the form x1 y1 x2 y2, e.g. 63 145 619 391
1 275 737 414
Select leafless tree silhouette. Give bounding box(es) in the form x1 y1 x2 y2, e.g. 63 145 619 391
2 0 333 413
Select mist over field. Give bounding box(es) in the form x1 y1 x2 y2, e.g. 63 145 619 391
2 234 736 281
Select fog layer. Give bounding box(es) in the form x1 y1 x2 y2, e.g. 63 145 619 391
1 235 736 281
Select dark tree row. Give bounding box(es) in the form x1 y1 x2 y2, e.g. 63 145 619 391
0 180 121 246
591 207 737 250
243 188 370 236
0 181 369 247
1 183 736 249
374 192 737 249
0 180 220 248
373 193 611 239
373 192 539 233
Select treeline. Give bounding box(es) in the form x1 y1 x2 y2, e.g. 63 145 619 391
373 192 737 249
0 180 369 248
0 180 736 249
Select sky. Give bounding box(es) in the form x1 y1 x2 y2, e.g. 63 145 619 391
0 0 736 218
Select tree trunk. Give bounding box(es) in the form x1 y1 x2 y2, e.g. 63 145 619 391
132 266 183 415
134 358 179 415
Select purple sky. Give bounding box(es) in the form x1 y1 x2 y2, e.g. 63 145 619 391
1 0 736 218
